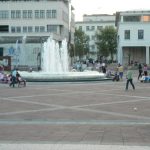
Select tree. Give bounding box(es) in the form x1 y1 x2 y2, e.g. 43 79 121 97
74 28 90 60
68 43 75 64
96 26 117 61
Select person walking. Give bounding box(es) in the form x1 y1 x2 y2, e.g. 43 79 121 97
143 64 148 76
9 68 17 87
118 63 124 80
125 66 135 91
138 63 143 80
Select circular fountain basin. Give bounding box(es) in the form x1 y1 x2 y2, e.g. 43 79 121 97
19 71 107 82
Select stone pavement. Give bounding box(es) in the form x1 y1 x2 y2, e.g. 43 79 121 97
0 144 150 150
0 74 150 149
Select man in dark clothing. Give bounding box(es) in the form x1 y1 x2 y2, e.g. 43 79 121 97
138 63 143 80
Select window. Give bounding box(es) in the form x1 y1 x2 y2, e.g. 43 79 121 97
0 11 9 19
28 26 32 32
47 10 51 18
40 10 45 18
142 15 150 22
0 25 9 32
138 29 144 39
86 26 89 31
11 10 15 19
47 25 57 33
23 10 27 18
0 48 3 56
11 10 21 19
16 26 21 33
23 26 27 33
35 26 39 32
47 10 56 19
40 26 45 32
28 10 32 18
97 26 103 30
91 26 95 31
16 10 21 18
35 10 39 18
124 30 130 39
52 10 57 18
79 26 82 30
11 26 15 33
123 16 141 22
23 10 32 19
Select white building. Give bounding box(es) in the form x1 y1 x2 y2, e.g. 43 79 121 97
75 14 116 60
0 0 75 69
116 10 150 65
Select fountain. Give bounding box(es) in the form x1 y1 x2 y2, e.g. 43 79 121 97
19 36 106 82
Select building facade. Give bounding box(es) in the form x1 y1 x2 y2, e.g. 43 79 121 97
75 14 116 60
116 10 150 65
0 0 75 69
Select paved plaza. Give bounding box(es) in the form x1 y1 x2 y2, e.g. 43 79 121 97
0 77 150 149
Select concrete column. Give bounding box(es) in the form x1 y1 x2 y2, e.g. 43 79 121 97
117 47 123 64
146 46 150 65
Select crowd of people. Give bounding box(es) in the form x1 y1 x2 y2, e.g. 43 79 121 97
72 60 107 73
0 60 149 90
0 67 26 87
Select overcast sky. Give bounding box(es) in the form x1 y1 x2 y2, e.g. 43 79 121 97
71 0 150 21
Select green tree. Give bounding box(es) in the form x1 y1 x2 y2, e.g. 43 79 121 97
68 43 75 64
96 26 117 61
74 28 90 60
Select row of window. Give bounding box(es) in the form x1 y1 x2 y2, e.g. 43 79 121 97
124 29 144 40
79 25 103 31
11 25 57 33
0 9 57 19
123 15 150 22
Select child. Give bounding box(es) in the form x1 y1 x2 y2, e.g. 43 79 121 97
112 71 120 81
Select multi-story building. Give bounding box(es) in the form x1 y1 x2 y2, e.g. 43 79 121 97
116 10 150 65
75 14 115 60
0 0 75 69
